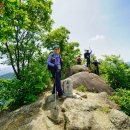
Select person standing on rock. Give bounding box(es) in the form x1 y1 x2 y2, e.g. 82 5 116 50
84 49 92 68
93 60 100 75
47 45 65 98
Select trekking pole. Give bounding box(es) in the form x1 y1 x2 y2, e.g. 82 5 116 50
54 73 57 109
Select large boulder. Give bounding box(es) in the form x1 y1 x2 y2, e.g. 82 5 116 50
66 65 90 77
109 109 130 130
63 71 113 95
0 91 130 130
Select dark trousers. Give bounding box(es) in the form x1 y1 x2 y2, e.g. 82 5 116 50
77 62 81 65
51 70 63 96
95 66 99 75
87 59 91 68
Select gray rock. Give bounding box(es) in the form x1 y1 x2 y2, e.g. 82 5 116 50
65 110 93 130
0 91 129 130
109 109 130 130
66 65 90 77
62 78 73 97
68 72 113 95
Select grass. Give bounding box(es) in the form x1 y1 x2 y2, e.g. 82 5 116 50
100 106 111 113
76 85 87 92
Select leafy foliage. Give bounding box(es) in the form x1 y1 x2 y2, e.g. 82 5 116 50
0 56 51 111
0 0 53 112
76 85 87 92
0 0 53 79
100 55 130 89
100 106 111 113
0 79 13 111
99 55 130 115
110 88 130 116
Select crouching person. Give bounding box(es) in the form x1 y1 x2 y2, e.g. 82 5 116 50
47 45 65 99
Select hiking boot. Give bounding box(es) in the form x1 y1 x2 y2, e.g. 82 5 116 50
58 95 66 99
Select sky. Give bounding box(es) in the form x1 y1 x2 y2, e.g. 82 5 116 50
52 0 130 62
0 0 130 70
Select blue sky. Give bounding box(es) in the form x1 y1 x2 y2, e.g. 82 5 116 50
52 0 130 61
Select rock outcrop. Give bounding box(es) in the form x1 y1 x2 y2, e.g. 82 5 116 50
0 66 129 130
0 91 130 130
63 71 113 95
66 65 90 77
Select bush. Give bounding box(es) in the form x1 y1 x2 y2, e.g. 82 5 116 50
110 88 130 116
76 85 87 92
100 106 111 113
0 79 13 111
0 59 51 111
100 55 130 89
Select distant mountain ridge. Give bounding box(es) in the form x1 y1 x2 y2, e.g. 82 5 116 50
0 65 13 76
0 65 14 79
0 73 15 79
126 61 130 65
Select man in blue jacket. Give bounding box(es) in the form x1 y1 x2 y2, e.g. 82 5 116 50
47 45 65 98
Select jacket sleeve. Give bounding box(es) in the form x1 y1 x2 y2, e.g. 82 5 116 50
90 49 92 54
47 54 55 67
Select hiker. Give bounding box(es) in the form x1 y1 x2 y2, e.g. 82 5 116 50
47 45 65 98
84 49 92 68
93 60 100 75
77 55 82 65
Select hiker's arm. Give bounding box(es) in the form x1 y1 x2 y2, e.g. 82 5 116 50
47 55 54 67
90 49 92 54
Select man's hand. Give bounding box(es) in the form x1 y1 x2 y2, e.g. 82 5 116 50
54 64 58 70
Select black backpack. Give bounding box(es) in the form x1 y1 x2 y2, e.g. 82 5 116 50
84 52 90 59
48 54 62 71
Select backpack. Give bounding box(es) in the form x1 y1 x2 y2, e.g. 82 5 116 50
85 52 90 59
48 54 62 71
77 57 81 63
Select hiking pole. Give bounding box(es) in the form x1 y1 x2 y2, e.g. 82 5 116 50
51 72 59 120
54 73 57 109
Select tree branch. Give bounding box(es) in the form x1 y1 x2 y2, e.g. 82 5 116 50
5 42 19 79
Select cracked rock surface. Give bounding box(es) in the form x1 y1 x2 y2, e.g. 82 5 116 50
0 90 130 130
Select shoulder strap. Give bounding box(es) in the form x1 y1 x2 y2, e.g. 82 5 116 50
59 54 61 59
51 53 61 59
50 53 54 59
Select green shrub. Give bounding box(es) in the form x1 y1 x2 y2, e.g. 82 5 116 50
100 106 111 113
0 79 13 111
0 60 51 112
110 88 130 116
100 55 130 89
77 85 87 92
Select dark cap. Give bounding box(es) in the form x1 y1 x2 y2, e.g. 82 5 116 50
53 45 60 49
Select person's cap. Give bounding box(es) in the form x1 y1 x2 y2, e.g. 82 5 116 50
53 45 60 49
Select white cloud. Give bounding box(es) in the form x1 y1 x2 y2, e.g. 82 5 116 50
89 35 105 43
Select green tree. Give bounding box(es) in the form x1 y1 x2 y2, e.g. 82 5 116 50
0 0 53 111
110 88 130 116
100 55 130 89
0 0 53 80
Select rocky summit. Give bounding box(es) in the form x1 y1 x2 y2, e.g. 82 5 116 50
0 66 129 130
0 90 130 130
